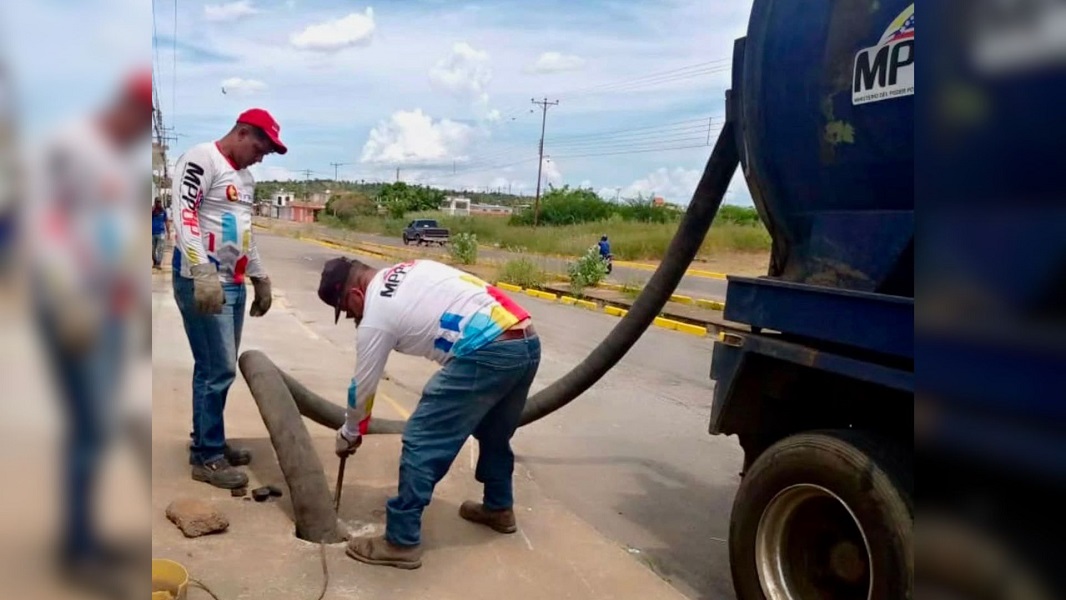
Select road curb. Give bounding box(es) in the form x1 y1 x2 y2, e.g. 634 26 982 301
491 281 711 338
253 222 717 338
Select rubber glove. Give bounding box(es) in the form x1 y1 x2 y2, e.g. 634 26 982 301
335 429 362 458
249 276 272 317
190 263 223 314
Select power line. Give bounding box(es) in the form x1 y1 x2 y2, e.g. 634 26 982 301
531 97 559 227
487 58 729 128
440 116 722 172
553 143 713 160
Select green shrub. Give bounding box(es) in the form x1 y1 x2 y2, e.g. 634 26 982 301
716 204 762 226
381 219 406 237
496 258 546 289
567 246 609 295
450 232 478 265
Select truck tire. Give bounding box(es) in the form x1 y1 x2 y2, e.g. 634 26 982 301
729 430 912 600
402 234 410 245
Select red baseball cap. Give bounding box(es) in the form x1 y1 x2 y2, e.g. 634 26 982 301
123 67 154 111
236 108 288 155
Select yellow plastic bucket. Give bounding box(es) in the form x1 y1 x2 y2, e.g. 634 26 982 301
151 558 189 600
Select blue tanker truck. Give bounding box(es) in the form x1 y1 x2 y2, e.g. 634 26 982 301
708 1 913 598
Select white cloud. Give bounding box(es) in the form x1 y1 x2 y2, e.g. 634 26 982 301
604 166 753 205
429 42 492 102
527 51 586 73
290 8 376 52
540 156 562 185
360 109 477 166
221 77 267 96
617 167 702 203
204 0 258 22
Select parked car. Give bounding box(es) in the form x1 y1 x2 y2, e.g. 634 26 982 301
402 219 450 246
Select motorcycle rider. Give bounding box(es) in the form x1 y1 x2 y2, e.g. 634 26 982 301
597 234 612 273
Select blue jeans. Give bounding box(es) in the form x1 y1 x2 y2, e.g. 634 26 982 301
172 273 246 465
33 293 125 561
152 234 166 266
386 335 541 547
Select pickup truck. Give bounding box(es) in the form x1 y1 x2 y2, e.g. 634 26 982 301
401 219 449 246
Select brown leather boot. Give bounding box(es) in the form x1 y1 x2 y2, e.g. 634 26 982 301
345 535 422 570
459 501 517 534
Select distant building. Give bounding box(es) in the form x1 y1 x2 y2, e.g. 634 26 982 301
470 203 513 217
442 196 471 216
289 200 326 223
264 189 326 222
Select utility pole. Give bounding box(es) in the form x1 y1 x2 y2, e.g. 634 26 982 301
531 97 559 228
330 162 349 182
395 167 401 183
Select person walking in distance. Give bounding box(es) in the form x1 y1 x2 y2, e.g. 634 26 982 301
319 257 541 569
151 197 170 269
171 108 285 489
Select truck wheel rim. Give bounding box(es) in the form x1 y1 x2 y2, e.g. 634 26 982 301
755 483 873 600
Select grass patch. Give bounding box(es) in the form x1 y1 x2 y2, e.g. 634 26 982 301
620 279 644 300
315 211 770 261
496 258 548 289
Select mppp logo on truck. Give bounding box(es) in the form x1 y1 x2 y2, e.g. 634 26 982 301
853 4 914 105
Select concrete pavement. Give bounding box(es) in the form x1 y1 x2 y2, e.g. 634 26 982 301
247 233 746 600
151 243 696 599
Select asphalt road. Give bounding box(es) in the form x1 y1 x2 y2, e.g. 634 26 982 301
343 230 732 301
258 233 744 600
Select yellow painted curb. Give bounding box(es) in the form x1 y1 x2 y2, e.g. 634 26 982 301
496 282 522 293
575 299 597 310
653 317 677 330
675 322 709 337
670 294 694 305
560 296 577 305
604 305 628 317
696 298 726 311
524 289 557 301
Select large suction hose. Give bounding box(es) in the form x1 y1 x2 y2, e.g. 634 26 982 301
235 121 738 540
518 120 739 424
251 119 739 431
239 351 345 543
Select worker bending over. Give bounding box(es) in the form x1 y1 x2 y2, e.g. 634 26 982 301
318 257 541 569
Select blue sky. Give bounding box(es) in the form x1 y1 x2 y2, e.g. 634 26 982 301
6 0 755 205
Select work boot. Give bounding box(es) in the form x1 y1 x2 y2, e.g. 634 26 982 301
345 535 422 570
191 457 248 490
459 501 517 534
224 444 252 467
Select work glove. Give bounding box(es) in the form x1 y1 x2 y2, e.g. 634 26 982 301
190 263 224 314
249 276 272 317
335 429 362 458
57 301 101 356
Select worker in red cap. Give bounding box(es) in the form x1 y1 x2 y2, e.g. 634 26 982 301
22 64 154 589
170 108 286 490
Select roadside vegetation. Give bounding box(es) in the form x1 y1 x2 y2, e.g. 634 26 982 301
312 183 769 261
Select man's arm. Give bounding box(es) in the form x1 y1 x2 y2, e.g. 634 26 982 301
342 326 397 439
171 147 213 268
